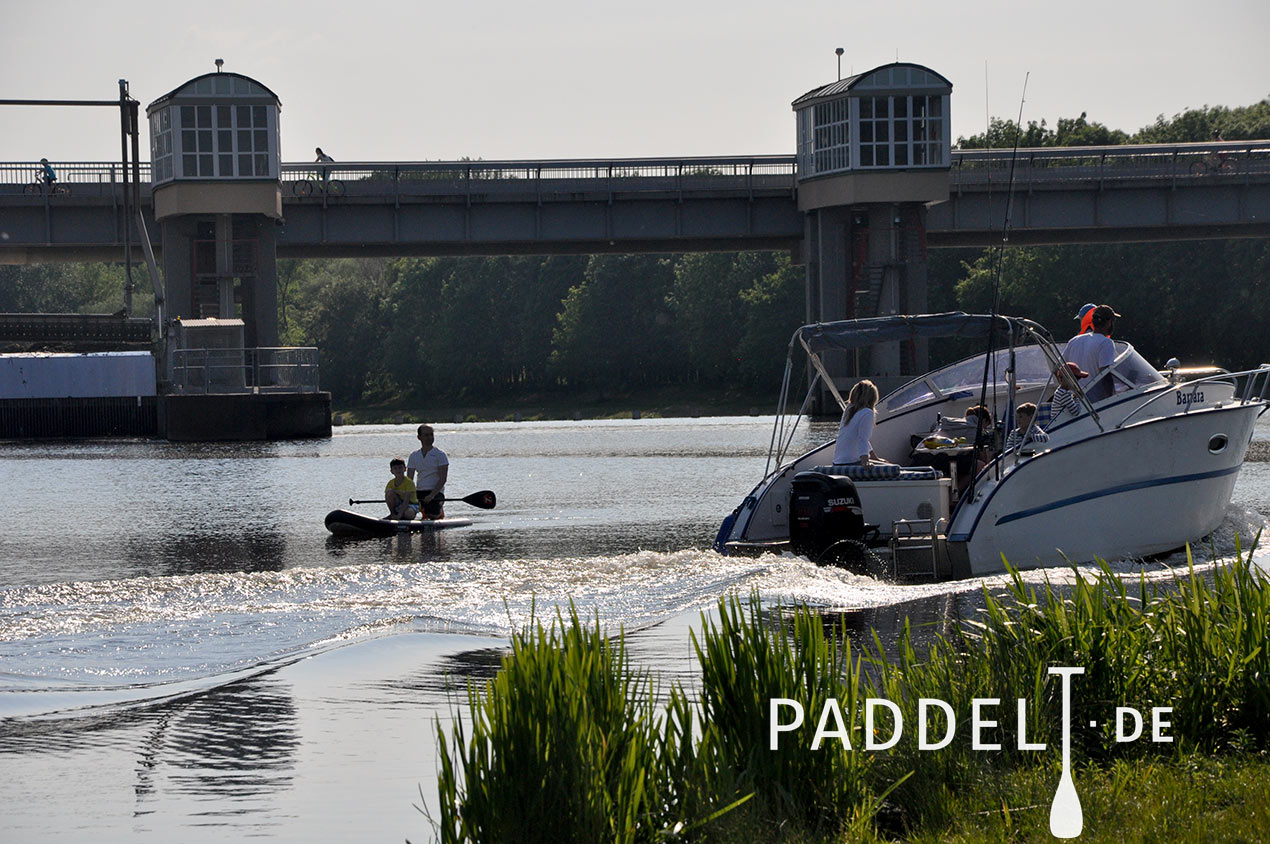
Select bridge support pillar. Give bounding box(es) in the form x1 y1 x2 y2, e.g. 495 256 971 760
159 213 278 348
805 201 931 407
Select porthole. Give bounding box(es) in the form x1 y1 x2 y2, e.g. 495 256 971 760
1208 434 1228 454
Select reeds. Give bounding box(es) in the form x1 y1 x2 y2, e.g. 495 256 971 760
434 544 1270 842
433 603 736 844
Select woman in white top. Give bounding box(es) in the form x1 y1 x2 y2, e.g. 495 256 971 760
831 379 891 466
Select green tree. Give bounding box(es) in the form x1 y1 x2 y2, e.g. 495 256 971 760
303 259 395 403
1132 98 1270 143
669 253 754 382
0 262 143 314
550 255 679 389
736 254 804 388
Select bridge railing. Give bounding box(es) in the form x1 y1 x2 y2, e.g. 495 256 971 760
0 161 152 192
280 156 799 200
949 140 1270 188
169 347 320 395
5 142 1267 200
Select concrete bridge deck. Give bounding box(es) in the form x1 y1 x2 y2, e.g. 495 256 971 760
1 140 1268 263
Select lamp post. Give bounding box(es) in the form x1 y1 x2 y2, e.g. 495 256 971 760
836 47 844 81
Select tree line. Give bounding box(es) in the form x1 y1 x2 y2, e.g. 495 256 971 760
2 99 1267 408
273 251 804 405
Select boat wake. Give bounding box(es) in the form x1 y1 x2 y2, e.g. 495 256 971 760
2 501 1264 722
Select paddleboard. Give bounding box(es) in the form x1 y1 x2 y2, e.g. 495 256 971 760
324 508 473 537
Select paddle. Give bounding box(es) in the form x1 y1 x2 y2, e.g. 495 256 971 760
348 490 497 509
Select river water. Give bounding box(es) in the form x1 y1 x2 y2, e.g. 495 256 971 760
2 416 1269 842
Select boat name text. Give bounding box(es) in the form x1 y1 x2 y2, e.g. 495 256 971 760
1177 389 1204 406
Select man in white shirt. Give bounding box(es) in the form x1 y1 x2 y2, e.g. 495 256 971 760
406 424 449 519
1063 304 1119 402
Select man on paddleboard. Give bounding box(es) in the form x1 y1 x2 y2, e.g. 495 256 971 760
406 424 449 519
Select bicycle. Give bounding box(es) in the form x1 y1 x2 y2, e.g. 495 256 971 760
292 176 345 197
23 175 71 196
1189 153 1235 175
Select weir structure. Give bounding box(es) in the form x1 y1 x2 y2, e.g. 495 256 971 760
143 71 329 440
4 62 1269 437
0 69 331 441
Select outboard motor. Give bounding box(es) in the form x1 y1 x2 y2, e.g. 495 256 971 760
789 471 868 570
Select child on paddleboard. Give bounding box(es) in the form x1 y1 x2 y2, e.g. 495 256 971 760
385 458 420 520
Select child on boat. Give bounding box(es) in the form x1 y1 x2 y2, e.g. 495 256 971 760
1050 362 1086 420
385 457 421 520
1005 402 1050 452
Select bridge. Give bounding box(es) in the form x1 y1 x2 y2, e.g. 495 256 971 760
3 140 1268 265
3 58 1268 441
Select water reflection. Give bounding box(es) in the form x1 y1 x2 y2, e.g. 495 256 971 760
0 673 299 818
384 647 508 700
127 531 291 576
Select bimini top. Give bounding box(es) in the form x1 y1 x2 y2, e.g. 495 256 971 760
147 72 280 114
793 313 1048 356
792 62 952 110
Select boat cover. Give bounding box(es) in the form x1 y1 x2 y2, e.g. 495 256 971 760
794 313 1038 356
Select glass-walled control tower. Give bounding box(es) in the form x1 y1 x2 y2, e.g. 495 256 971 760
146 71 283 350
791 63 953 394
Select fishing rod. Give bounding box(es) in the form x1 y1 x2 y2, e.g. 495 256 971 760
972 72 1029 490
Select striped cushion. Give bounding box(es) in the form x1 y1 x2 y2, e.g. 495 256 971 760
812 464 940 481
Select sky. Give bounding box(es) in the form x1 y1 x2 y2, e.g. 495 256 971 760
3 0 1268 165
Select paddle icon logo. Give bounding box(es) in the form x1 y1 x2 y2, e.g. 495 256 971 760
1048 667 1083 839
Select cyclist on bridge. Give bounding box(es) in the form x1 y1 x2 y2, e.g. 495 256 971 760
315 147 334 182
39 158 57 189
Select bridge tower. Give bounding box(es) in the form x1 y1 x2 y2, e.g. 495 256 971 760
146 70 283 350
143 70 329 440
792 63 952 397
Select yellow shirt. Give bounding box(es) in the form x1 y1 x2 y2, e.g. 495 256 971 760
385 476 418 504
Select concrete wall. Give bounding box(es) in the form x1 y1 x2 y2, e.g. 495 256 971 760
0 352 156 399
160 393 331 441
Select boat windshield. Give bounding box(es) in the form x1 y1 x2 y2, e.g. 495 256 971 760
882 345 1055 412
1105 343 1169 392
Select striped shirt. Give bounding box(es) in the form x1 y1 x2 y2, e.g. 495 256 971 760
1050 388 1080 419
1005 425 1051 452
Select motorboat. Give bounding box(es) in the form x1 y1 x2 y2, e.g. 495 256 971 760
715 312 1270 579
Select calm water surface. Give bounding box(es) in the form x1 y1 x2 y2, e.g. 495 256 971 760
2 416 1269 842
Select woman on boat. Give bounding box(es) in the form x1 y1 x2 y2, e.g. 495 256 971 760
832 379 893 467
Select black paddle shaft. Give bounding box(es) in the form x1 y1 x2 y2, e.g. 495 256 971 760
348 490 496 509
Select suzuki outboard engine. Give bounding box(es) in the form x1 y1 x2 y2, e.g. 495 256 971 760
789 471 869 571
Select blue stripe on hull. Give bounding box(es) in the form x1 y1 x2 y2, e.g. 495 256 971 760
994 464 1243 527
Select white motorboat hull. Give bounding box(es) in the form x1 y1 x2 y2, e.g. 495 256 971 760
717 313 1270 580
952 403 1260 574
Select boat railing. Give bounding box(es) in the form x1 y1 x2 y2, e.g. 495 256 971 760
168 347 321 395
1116 364 1270 429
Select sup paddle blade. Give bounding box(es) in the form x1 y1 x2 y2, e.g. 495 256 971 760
452 490 496 509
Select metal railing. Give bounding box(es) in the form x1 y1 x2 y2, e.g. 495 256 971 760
0 161 152 189
1117 364 1270 429
278 155 800 201
949 140 1270 188
169 347 320 395
5 141 1267 200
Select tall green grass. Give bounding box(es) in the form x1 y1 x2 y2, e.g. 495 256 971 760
434 546 1270 842
692 597 893 836
433 603 737 844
